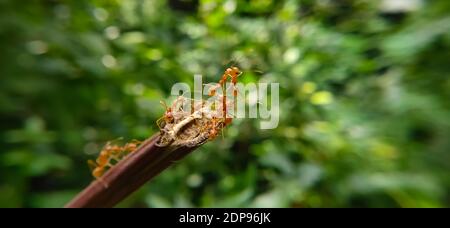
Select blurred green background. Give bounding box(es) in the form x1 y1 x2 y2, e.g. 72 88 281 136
1 0 449 208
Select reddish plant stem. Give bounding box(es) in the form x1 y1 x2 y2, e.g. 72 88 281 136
65 133 198 208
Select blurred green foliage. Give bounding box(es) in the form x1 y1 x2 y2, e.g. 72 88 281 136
0 0 449 208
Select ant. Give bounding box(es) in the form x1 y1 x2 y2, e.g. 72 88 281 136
203 117 222 141
207 66 242 123
88 139 141 179
88 145 114 179
156 95 195 129
123 139 141 152
208 66 242 97
156 100 174 129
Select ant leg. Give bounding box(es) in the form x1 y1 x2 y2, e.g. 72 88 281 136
221 125 226 140
96 176 109 188
227 83 242 97
156 116 165 130
87 160 97 172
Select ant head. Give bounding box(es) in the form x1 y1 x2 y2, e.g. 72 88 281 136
231 66 241 76
225 68 233 74
166 113 174 121
100 149 109 157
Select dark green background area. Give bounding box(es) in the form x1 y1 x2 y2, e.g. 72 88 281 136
0 0 449 208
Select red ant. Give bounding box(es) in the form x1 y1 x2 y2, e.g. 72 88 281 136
156 100 174 129
207 66 242 122
88 143 116 179
88 139 141 179
208 66 242 97
200 66 242 141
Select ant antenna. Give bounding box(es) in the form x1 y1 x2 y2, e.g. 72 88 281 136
160 100 169 110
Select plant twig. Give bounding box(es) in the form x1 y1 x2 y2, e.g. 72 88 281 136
66 67 242 208
65 133 199 208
